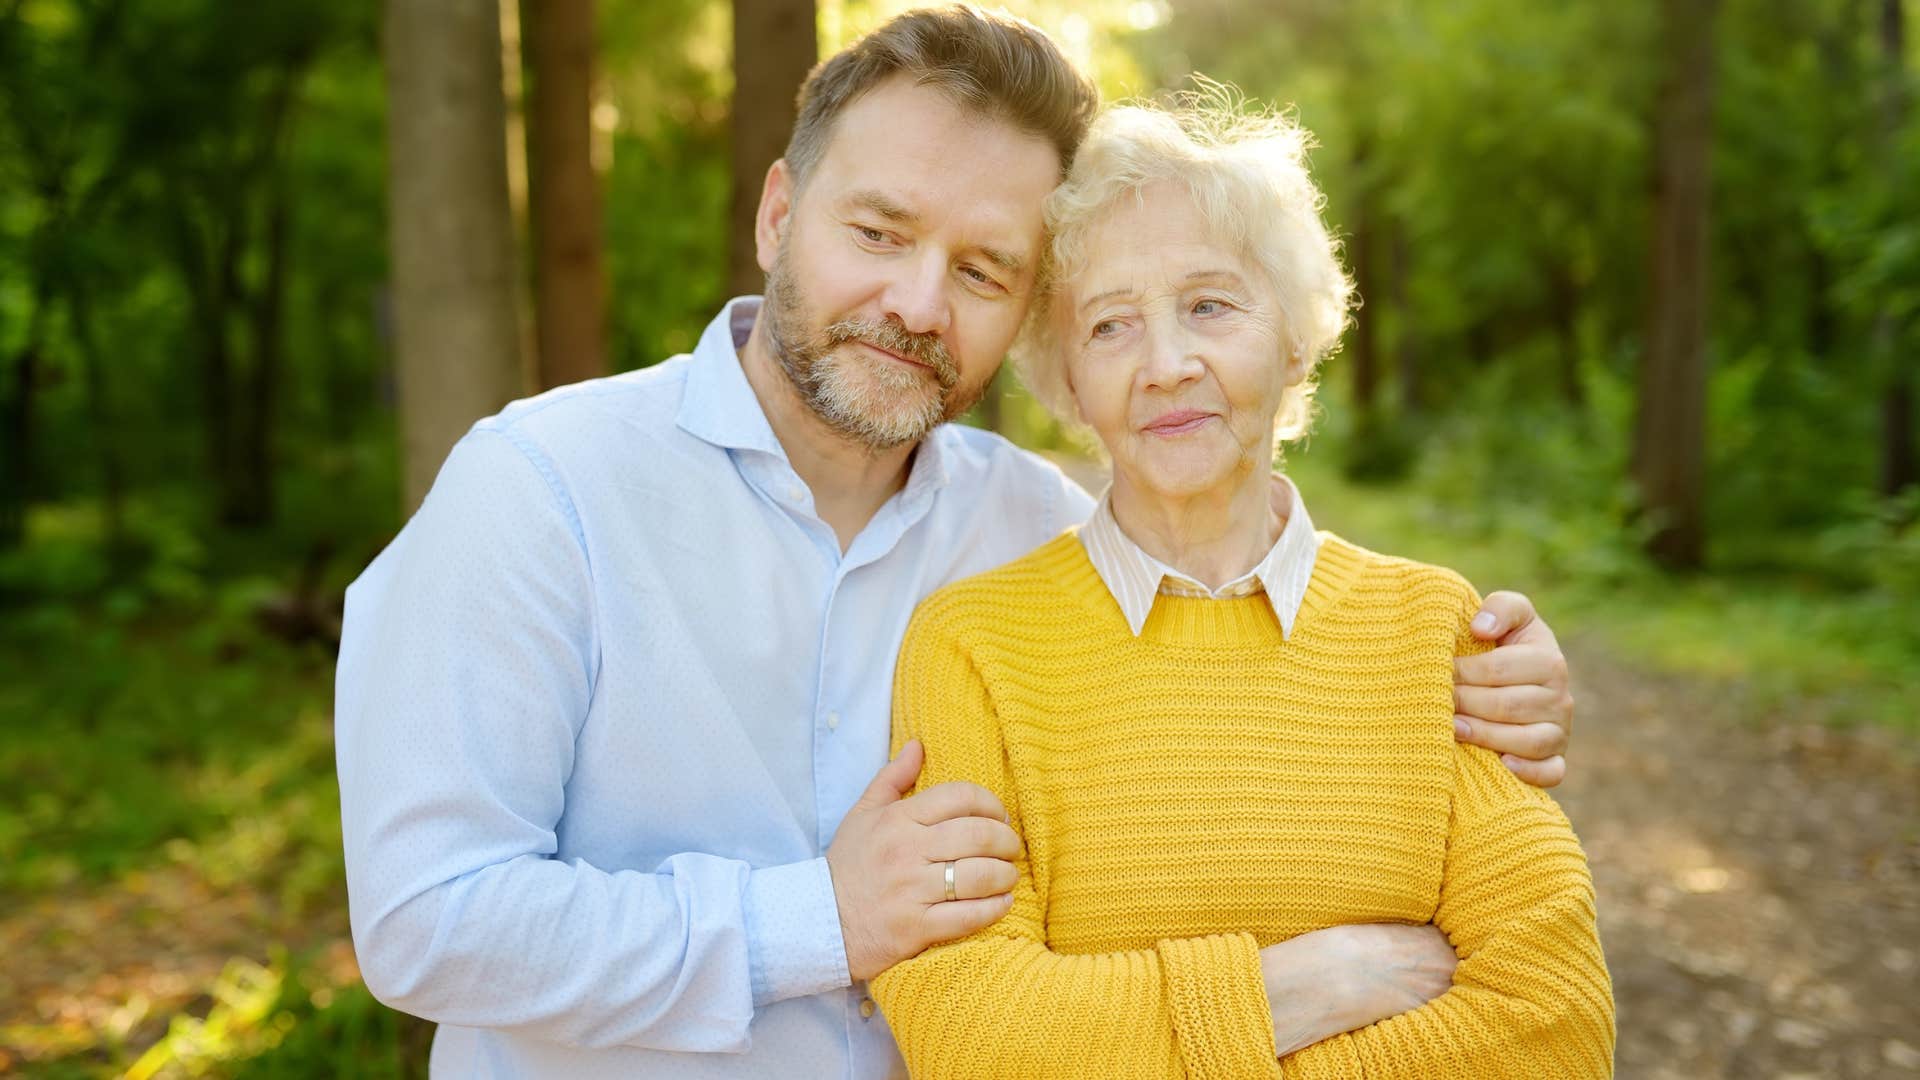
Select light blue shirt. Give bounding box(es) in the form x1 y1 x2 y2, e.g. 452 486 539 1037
335 298 1094 1078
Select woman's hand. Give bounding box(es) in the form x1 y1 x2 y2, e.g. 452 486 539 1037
1259 923 1459 1057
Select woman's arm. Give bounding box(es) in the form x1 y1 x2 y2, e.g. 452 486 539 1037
872 604 1281 1080
1262 922 1458 1057
1277 607 1616 1079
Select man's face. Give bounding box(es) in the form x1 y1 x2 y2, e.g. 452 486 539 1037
757 75 1060 450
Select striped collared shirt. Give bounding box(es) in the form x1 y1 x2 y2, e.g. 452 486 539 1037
1079 473 1320 638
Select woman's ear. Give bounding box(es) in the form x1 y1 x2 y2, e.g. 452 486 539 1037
1279 344 1308 388
1058 332 1093 428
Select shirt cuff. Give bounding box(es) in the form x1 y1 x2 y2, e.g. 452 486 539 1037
744 857 851 1007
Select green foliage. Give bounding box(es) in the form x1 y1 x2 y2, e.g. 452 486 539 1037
605 121 731 367
1294 373 1920 734
0 0 389 539
20 950 430 1078
1 1 1915 1074
1130 0 1917 566
599 0 734 366
229 978 430 1080
0 597 342 900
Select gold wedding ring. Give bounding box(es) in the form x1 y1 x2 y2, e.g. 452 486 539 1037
943 860 958 902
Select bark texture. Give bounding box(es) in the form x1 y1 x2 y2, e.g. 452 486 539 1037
727 0 816 298
1633 0 1719 569
524 0 607 390
384 0 527 513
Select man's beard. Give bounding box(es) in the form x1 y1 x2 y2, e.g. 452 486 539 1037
761 249 987 451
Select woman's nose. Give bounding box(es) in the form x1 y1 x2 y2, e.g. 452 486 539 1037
1140 319 1203 390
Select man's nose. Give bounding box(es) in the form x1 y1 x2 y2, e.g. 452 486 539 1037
882 255 952 337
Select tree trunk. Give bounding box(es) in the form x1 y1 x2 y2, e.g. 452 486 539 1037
229 163 293 527
728 0 816 299
1876 0 1913 499
1389 219 1419 415
69 287 128 564
1632 0 1718 570
0 280 51 548
385 0 528 513
524 0 607 389
1887 373 1915 500
223 67 305 528
500 0 538 391
1347 137 1379 422
1805 0 1861 362
1550 261 1585 408
207 215 243 518
166 206 243 524
1805 246 1835 359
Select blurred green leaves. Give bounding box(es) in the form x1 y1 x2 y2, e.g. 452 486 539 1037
0 2 1915 1072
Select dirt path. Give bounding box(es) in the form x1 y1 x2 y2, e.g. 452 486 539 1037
1556 636 1920 1078
0 860 357 1072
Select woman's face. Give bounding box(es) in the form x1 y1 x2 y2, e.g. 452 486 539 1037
1060 182 1300 501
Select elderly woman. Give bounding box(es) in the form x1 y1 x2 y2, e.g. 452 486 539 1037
870 98 1614 1079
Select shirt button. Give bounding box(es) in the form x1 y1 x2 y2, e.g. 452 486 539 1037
859 997 876 1019
826 710 840 731
788 485 804 501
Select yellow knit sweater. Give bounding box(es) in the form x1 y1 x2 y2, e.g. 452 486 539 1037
872 530 1614 1079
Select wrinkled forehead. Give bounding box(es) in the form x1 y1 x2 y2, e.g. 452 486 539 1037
804 76 1059 237
1058 182 1255 294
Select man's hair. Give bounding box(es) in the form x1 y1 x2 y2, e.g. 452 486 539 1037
784 5 1099 185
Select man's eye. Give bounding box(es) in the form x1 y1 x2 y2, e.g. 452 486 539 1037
857 226 888 244
960 266 1002 290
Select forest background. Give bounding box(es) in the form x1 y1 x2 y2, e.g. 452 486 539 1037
1 0 1916 1076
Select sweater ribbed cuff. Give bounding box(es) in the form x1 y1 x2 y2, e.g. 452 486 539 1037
1156 933 1282 1080
1279 1031 1366 1080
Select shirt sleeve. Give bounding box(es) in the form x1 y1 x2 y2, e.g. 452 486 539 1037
334 426 848 1055
870 600 1281 1080
1278 596 1616 1079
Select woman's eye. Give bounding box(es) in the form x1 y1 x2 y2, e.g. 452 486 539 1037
1091 320 1120 338
857 226 888 244
1193 298 1226 316
961 266 991 285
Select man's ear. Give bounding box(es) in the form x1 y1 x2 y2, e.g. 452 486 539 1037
755 158 795 273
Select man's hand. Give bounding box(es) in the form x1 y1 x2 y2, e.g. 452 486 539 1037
1260 923 1458 1057
826 740 1021 981
1453 590 1574 788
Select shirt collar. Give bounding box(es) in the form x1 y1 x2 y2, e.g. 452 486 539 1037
1079 473 1321 638
900 426 952 506
674 296 954 504
675 296 785 457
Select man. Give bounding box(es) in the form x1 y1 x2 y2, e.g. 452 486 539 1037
336 7 1575 1077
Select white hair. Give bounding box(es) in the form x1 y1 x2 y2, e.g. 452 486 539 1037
1014 84 1353 446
